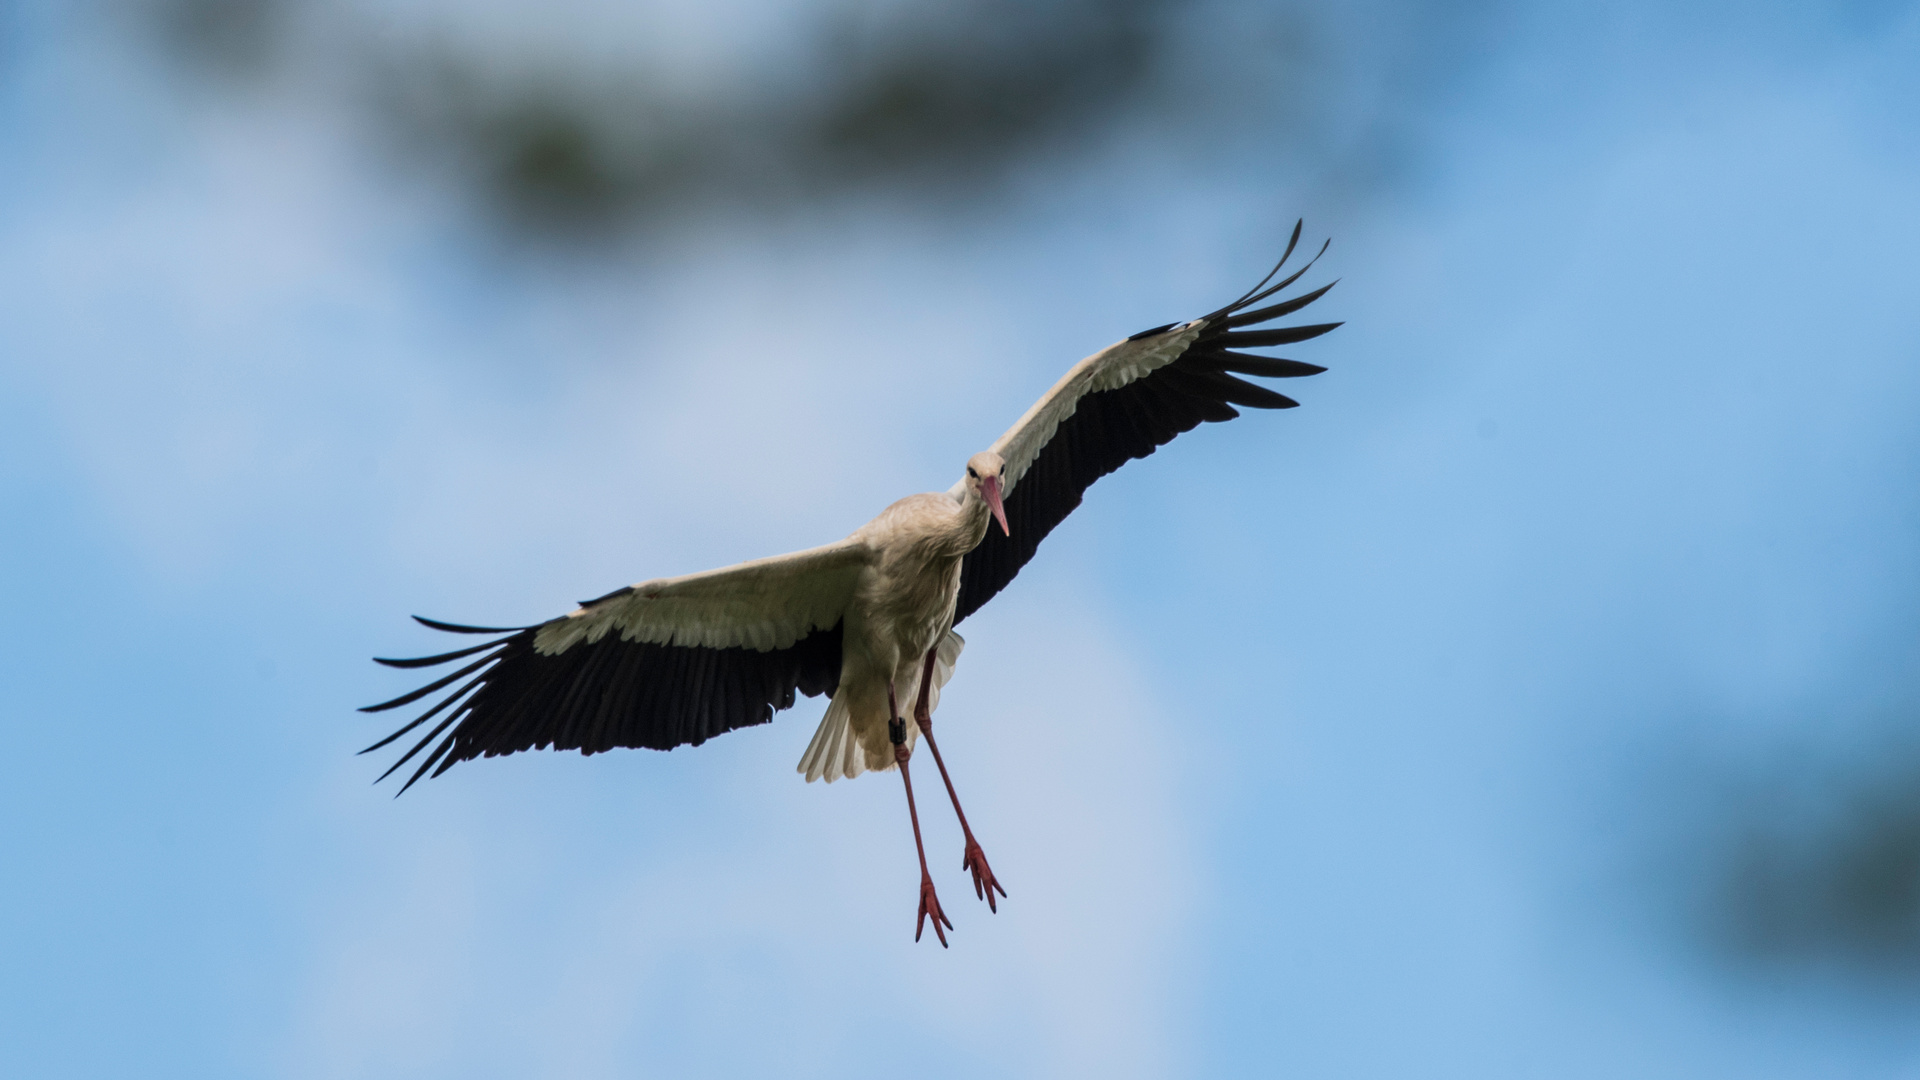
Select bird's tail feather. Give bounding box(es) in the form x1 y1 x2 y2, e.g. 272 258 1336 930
797 631 964 783
922 629 964 718
798 694 861 783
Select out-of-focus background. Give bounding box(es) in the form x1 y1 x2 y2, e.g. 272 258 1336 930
3 0 1918 1075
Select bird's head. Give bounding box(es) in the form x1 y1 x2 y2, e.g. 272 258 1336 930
964 451 1010 536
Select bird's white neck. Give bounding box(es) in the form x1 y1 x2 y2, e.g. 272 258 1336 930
948 485 995 554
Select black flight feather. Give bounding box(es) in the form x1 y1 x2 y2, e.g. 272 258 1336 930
372 640 506 669
1125 321 1178 341
579 585 634 607
1222 281 1338 328
1219 219 1304 311
411 615 531 634
1196 353 1327 378
358 669 489 755
1215 322 1344 348
359 653 502 713
1179 369 1300 410
1212 240 1331 324
362 616 844 790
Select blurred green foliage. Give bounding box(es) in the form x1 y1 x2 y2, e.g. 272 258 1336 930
144 0 1311 235
1719 753 1920 973
155 0 281 76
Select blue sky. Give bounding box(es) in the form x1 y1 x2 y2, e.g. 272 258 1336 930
3 1 1919 1076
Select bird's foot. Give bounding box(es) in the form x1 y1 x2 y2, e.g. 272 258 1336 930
962 837 1008 913
916 873 953 947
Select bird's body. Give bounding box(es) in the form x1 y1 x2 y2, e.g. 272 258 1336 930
361 223 1342 945
818 480 995 776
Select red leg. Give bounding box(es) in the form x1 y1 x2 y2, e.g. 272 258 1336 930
913 649 1008 912
890 681 951 947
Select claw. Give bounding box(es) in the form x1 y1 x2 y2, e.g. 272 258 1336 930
915 874 953 947
962 838 1008 913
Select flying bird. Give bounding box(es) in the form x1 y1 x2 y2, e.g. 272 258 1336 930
362 223 1340 946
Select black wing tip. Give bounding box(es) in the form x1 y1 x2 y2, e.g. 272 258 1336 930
1221 284 1341 331
411 615 530 635
360 651 504 713
1204 229 1332 324
373 640 508 670
1221 224 1303 312
1226 240 1333 317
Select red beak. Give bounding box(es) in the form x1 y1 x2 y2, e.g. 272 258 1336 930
982 475 1010 536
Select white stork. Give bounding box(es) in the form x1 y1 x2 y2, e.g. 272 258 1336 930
362 223 1339 946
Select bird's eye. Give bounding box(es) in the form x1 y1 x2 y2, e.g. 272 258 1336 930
968 467 978 478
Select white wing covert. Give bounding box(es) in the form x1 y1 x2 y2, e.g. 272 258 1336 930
537 539 871 655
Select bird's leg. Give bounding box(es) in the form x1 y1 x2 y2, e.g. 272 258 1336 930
912 649 1008 912
890 681 951 947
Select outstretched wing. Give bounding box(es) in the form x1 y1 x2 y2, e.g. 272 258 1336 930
954 222 1339 623
361 539 871 792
